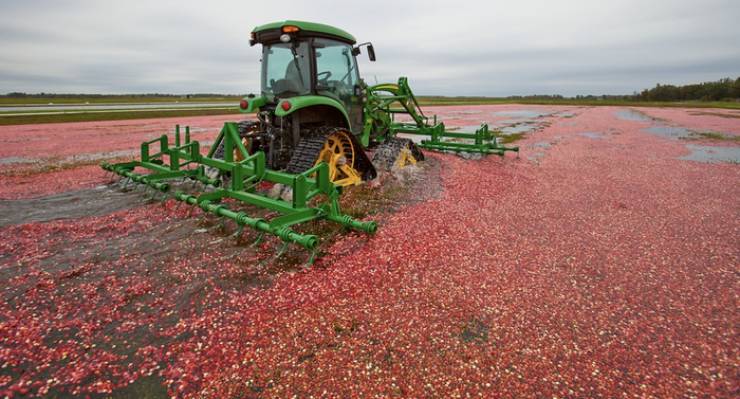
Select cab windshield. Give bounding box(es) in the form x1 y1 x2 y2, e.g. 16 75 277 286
261 42 311 99
314 38 358 102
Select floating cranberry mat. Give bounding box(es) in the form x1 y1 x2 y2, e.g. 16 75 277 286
0 105 738 397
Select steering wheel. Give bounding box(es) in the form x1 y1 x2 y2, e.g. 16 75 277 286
317 70 332 83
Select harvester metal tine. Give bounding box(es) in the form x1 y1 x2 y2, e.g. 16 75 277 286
273 242 290 260
144 186 156 202
305 248 320 267
250 232 265 247
278 242 289 256
231 225 245 242
217 218 227 232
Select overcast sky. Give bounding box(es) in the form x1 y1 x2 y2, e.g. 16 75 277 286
1 0 738 96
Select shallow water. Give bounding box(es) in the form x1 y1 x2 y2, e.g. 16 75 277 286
494 118 530 126
615 109 652 122
0 156 34 165
643 126 694 139
448 110 483 115
680 144 740 163
618 109 739 163
0 185 138 226
493 110 551 119
502 123 539 135
579 132 603 139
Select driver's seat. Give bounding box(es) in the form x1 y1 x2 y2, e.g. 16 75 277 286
285 60 302 82
271 60 304 95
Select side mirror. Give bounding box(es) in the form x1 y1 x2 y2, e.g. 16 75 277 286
355 42 376 62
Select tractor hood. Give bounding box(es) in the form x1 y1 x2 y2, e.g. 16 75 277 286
250 20 356 45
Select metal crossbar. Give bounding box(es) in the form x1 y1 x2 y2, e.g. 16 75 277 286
368 77 520 155
102 123 376 252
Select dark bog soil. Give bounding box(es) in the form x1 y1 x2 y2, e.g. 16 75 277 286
0 155 444 398
0 185 142 227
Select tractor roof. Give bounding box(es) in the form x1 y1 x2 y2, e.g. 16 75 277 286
252 20 356 45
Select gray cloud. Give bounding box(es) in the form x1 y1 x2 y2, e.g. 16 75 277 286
1 0 738 96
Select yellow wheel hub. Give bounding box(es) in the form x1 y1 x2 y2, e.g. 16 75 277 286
394 147 417 168
315 130 363 186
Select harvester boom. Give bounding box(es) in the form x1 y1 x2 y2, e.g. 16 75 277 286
368 77 519 155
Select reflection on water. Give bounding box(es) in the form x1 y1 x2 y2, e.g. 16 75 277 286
615 109 652 122
680 144 740 163
0 156 33 165
643 126 693 139
493 110 552 119
502 124 538 134
579 132 603 139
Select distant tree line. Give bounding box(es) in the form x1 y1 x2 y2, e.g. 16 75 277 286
505 77 740 102
4 77 739 102
636 77 740 101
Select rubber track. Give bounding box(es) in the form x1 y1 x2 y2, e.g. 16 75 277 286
285 135 328 174
372 137 425 169
286 127 377 180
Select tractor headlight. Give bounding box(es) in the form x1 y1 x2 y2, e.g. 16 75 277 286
280 34 291 43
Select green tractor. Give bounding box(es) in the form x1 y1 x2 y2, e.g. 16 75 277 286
223 20 516 186
103 20 517 258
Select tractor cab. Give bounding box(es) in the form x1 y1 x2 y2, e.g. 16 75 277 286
249 21 376 136
231 20 379 185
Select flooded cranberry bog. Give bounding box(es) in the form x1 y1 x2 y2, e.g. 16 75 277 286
1 105 738 398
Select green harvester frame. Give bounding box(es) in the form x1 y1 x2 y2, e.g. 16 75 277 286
102 123 376 258
101 21 520 261
366 77 520 155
